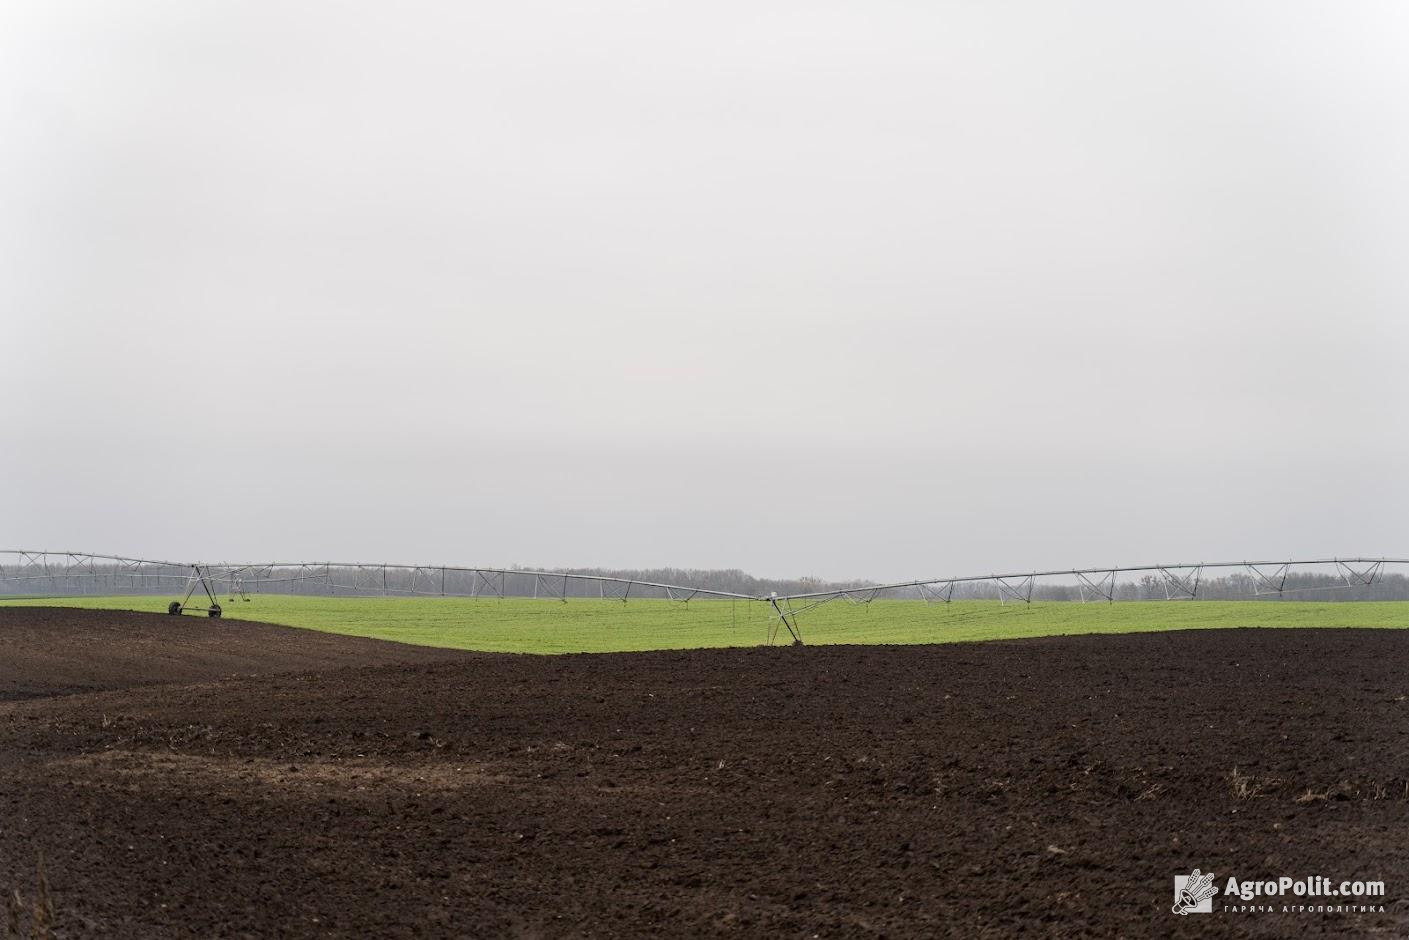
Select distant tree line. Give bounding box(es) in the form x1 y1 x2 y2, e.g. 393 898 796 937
556 567 872 598
891 572 1409 602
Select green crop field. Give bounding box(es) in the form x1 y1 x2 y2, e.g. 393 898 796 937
3 594 1408 654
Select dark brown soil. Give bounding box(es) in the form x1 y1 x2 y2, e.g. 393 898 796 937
2 608 1407 938
0 607 474 701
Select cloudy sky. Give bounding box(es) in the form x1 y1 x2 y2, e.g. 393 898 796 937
3 1 1406 581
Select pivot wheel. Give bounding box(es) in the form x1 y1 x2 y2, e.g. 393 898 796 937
167 601 182 615
208 604 222 619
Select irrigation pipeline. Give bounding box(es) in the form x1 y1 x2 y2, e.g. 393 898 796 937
1 551 1406 642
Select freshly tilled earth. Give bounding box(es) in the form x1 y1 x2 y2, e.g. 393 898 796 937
1 607 1407 938
0 607 475 701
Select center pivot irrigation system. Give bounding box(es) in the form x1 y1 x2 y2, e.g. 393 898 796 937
2 551 1406 645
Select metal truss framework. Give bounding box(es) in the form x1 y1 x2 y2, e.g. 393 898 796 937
0 551 760 622
770 557 1407 615
2 551 1406 643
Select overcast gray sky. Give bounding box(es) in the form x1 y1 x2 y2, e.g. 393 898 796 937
2 1 1406 581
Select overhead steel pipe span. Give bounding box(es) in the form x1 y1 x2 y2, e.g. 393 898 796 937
0 549 756 611
764 557 1407 622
